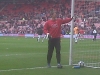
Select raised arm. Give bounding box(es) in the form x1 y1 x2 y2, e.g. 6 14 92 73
61 17 73 24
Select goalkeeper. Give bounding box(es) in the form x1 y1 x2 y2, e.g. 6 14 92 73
43 10 73 68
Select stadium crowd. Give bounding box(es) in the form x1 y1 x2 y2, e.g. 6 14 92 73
0 0 100 35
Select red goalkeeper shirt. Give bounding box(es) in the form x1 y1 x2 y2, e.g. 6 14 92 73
43 18 72 38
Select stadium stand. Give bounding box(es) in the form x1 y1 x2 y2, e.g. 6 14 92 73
0 0 100 35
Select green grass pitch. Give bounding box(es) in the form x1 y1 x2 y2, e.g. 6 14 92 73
0 36 100 75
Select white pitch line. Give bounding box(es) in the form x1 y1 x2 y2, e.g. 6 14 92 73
0 53 46 57
0 52 68 57
0 65 69 72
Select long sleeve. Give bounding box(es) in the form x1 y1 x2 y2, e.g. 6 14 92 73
43 22 49 34
61 18 73 24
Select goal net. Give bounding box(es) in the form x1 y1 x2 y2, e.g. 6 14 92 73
70 0 100 68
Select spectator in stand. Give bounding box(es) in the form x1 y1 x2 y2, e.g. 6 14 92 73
79 28 85 40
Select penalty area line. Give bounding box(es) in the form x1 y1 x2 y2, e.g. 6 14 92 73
0 65 69 72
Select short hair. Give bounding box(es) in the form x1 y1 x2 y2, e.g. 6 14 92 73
50 9 56 15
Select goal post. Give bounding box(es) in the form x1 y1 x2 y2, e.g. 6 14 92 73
69 0 100 68
69 0 75 65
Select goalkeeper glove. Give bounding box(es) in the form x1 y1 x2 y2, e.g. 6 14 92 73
46 33 49 39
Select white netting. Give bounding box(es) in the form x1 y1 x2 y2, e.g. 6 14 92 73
71 0 100 68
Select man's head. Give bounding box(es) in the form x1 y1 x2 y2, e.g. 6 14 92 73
50 10 57 20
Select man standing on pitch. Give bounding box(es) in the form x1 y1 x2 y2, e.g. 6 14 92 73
74 25 79 43
92 27 97 41
43 10 73 68
37 26 43 42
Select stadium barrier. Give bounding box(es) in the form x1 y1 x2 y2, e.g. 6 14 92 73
0 34 100 39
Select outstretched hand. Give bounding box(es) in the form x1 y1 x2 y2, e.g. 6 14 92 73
72 16 75 19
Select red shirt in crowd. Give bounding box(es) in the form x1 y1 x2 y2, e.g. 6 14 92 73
43 18 72 38
79 29 85 34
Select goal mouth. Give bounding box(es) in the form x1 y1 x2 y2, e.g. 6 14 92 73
69 0 100 68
